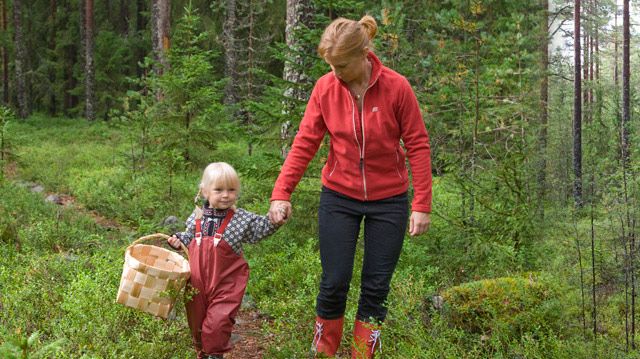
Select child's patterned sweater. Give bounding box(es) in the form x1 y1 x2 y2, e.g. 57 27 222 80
174 204 277 255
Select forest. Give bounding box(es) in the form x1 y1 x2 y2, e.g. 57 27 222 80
0 0 639 358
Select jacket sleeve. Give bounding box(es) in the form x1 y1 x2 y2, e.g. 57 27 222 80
174 210 197 246
271 83 327 201
396 77 432 213
240 210 279 244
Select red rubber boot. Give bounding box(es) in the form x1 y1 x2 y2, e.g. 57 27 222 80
351 320 382 359
311 316 344 357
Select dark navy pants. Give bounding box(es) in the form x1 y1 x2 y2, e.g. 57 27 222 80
316 186 408 322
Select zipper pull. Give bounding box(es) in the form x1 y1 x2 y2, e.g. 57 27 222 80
360 158 364 171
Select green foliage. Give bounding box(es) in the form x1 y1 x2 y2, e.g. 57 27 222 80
111 5 226 193
0 330 66 359
441 273 565 337
0 182 194 358
0 106 16 181
6 0 640 356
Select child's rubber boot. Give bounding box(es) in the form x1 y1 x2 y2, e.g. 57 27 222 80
311 316 344 357
351 320 382 359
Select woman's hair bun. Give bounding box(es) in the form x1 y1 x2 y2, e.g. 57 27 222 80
358 15 377 40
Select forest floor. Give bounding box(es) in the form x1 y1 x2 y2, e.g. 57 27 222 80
6 163 275 358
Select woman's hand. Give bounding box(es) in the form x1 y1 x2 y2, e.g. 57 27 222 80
409 211 431 236
269 200 292 225
167 235 182 250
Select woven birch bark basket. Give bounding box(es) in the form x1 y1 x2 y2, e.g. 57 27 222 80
116 233 190 319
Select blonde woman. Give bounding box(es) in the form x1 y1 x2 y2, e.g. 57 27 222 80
169 162 280 359
269 15 432 358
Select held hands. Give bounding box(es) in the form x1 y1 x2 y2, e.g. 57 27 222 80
268 200 292 225
409 211 431 236
167 235 182 250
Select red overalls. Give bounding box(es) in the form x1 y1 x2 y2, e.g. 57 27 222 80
185 210 249 357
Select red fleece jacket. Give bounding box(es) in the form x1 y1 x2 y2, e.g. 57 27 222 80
272 52 432 213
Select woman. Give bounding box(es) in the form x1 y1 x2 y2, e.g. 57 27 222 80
269 15 431 358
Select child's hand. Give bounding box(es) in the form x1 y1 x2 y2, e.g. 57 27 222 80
167 235 182 250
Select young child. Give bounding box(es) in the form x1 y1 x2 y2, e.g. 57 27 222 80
168 162 282 359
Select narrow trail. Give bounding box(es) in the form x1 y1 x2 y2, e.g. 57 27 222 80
6 162 275 358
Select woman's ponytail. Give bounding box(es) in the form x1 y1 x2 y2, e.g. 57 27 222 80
358 15 377 41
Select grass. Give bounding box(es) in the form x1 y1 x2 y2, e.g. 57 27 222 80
1 115 637 358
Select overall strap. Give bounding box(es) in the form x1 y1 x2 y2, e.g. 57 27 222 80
195 218 203 245
194 210 235 246
213 209 235 246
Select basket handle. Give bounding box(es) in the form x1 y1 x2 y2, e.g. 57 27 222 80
129 233 190 261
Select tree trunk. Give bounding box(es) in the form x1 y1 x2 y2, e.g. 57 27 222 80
282 0 312 158
13 0 29 118
621 0 630 168
223 0 239 108
283 0 312 102
614 5 619 88
62 1 79 116
588 11 593 123
152 0 170 76
537 0 549 217
158 0 170 70
622 0 633 348
582 28 589 123
594 0 601 122
49 0 57 115
573 0 582 208
1 0 8 105
120 0 129 36
85 0 96 120
136 0 146 79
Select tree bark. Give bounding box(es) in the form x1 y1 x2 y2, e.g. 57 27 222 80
85 0 96 120
282 0 312 158
573 0 582 208
158 0 170 70
614 5 619 88
588 0 594 121
223 0 239 108
64 0 78 114
537 0 549 217
622 0 633 348
582 26 589 123
120 0 129 36
12 0 29 118
152 0 170 76
283 0 312 102
136 0 146 79
621 0 630 168
49 0 57 115
1 0 8 105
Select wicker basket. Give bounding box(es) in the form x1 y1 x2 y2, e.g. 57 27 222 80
116 233 190 319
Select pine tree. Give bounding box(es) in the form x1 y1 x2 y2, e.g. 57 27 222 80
13 0 29 118
85 0 96 120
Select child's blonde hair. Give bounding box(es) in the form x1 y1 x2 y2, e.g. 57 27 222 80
194 162 241 219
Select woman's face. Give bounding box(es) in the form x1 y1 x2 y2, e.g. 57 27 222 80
325 50 368 84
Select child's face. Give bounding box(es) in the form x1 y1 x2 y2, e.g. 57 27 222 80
203 184 238 210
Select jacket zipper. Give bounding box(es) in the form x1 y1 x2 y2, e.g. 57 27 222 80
360 93 368 201
347 68 378 201
349 95 367 200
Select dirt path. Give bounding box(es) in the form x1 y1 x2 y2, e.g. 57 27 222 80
7 165 274 358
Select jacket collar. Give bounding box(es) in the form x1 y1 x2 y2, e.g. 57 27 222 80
333 51 383 88
366 51 383 86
